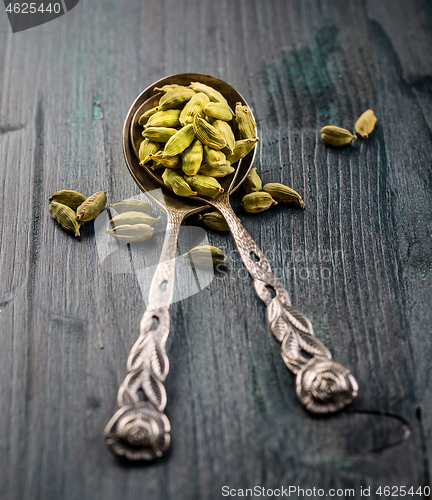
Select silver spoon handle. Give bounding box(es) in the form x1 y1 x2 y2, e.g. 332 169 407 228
104 213 183 461
215 201 358 413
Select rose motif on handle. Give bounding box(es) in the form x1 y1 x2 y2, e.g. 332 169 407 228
296 357 358 414
104 402 170 461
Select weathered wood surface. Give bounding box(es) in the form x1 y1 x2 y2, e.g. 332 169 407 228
0 0 431 498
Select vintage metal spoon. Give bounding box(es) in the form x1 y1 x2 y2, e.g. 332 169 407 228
104 74 256 461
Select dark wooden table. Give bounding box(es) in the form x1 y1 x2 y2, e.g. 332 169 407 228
1 0 432 498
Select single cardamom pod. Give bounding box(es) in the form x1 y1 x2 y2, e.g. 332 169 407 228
212 120 235 154
226 137 259 164
144 109 181 129
138 106 158 127
154 84 184 94
149 151 182 169
158 87 196 110
163 124 195 156
182 139 203 176
162 169 197 197
184 174 224 198
204 102 233 121
106 223 154 242
49 190 86 210
203 144 227 168
320 126 356 146
243 168 262 193
183 245 226 267
198 211 234 232
189 82 228 106
142 127 178 143
355 109 377 138
235 102 256 139
193 115 227 150
263 183 304 208
110 199 153 215
180 92 210 126
139 138 160 165
110 211 161 226
76 191 107 223
241 191 277 213
198 163 234 178
49 201 81 237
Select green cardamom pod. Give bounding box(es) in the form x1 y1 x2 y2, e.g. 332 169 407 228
198 163 234 178
193 115 226 150
49 201 81 237
49 190 86 210
180 93 210 126
198 211 233 232
184 174 224 198
183 245 226 267
241 191 277 213
163 124 195 156
162 169 197 197
226 138 259 164
110 211 161 226
189 82 228 106
154 84 184 94
204 102 233 121
158 87 196 110
110 199 153 215
235 102 256 139
320 126 356 146
106 223 154 242
182 139 203 176
263 183 304 208
149 151 182 169
144 109 181 129
139 138 160 165
203 144 227 168
243 168 262 194
138 106 158 127
212 120 235 154
76 191 107 223
355 109 377 138
142 127 178 143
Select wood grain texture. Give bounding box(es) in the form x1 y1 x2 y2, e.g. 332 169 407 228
0 0 431 498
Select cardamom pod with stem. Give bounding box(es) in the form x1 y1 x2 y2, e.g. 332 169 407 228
106 224 154 242
184 174 224 198
163 124 195 156
320 126 356 146
154 84 184 94
198 211 235 232
49 201 81 237
149 151 182 169
355 109 377 138
110 212 161 226
235 102 256 139
182 139 203 176
139 138 160 165
193 115 226 150
49 190 86 210
183 245 226 267
110 199 153 215
243 167 262 194
180 93 210 126
241 191 277 213
263 183 304 208
162 168 197 197
189 82 228 106
226 138 259 164
76 191 107 223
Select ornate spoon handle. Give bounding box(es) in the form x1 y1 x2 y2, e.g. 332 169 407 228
214 198 358 413
104 210 185 460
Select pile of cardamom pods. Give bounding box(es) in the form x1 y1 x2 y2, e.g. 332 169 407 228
320 109 377 146
48 189 107 237
138 82 259 199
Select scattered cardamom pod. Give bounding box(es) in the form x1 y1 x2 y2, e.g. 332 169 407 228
183 245 226 267
49 190 86 210
189 82 228 106
162 168 197 197
184 174 224 198
226 138 259 164
138 106 158 126
355 109 377 138
241 191 277 213
204 102 233 121
235 102 256 139
158 87 196 110
180 92 210 126
198 163 234 178
110 199 153 215
163 124 196 156
110 211 161 226
106 223 154 242
182 139 204 176
49 201 81 237
76 191 107 223
263 183 304 208
139 138 160 165
193 114 227 150
243 168 262 193
198 211 233 232
320 126 356 147
142 127 178 143
144 109 181 129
